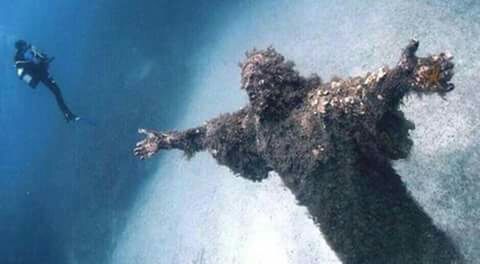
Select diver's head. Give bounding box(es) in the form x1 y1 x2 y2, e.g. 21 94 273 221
15 40 28 51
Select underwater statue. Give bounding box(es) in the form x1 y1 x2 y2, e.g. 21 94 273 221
134 40 463 263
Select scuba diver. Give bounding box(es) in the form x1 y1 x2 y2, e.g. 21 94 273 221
14 39 79 122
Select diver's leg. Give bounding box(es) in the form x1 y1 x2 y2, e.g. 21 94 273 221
41 75 77 121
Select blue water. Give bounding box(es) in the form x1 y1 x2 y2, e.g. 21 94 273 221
0 1 240 263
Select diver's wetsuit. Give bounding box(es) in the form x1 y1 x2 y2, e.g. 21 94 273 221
14 44 77 121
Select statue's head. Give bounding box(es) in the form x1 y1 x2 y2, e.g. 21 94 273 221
240 48 303 121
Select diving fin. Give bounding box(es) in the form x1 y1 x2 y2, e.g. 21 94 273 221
75 116 97 127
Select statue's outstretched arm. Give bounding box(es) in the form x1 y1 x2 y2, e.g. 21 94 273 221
363 39 454 112
374 40 455 100
134 108 271 181
134 127 206 160
315 40 454 120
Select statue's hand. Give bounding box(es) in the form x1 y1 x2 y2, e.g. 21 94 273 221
414 51 455 94
134 128 169 159
397 40 454 96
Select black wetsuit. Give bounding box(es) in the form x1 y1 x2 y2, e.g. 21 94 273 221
14 46 76 121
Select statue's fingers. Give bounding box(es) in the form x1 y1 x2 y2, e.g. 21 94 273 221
446 60 454 70
440 59 454 71
136 140 147 147
138 128 155 137
404 39 419 56
133 149 141 157
133 146 146 156
400 39 420 70
445 83 455 92
410 39 419 50
133 149 141 156
441 69 454 81
437 82 455 94
443 51 454 60
133 144 143 152
133 150 141 157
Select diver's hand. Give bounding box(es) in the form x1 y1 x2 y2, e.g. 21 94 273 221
134 128 169 160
